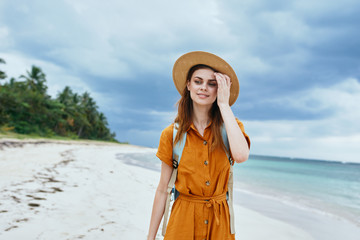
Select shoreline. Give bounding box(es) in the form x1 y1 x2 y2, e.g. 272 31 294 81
234 189 360 240
0 139 356 239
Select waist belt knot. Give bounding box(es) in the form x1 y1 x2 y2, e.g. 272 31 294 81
178 192 227 226
205 198 221 225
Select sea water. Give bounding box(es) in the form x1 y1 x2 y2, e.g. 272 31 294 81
233 155 360 226
117 151 360 227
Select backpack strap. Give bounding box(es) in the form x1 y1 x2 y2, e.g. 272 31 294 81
172 123 187 169
221 124 235 234
162 123 187 236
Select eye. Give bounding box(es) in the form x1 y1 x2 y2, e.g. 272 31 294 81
208 82 217 87
194 80 202 84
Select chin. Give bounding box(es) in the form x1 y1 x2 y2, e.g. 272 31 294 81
194 98 216 106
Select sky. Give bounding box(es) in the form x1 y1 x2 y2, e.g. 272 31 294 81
0 0 359 163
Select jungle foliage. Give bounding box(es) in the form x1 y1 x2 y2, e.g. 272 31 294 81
0 57 117 141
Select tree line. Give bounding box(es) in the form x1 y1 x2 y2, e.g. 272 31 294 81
0 57 117 141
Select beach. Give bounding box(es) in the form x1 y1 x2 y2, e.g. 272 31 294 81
0 139 357 239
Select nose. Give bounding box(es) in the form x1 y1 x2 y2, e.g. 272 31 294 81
200 83 207 91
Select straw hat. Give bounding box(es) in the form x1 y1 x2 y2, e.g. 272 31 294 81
172 51 239 106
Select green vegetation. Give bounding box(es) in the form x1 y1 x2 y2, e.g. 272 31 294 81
0 57 117 142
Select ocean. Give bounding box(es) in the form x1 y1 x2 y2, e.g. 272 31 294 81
233 155 360 227
117 151 360 228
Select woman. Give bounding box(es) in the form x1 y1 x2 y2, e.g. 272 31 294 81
147 51 250 240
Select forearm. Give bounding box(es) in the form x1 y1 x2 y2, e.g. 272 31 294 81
219 104 250 163
147 186 168 240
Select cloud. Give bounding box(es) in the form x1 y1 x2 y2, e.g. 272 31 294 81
0 51 116 111
247 119 360 162
245 78 360 162
220 0 360 96
0 0 238 81
0 26 12 49
1 0 360 162
0 52 91 96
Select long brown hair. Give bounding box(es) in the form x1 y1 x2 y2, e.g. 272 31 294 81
174 64 226 152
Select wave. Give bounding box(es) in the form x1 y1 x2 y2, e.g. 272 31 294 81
249 154 360 165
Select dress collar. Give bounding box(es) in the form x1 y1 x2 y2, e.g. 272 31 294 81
188 120 213 132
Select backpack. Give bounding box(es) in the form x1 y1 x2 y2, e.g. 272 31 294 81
161 123 235 236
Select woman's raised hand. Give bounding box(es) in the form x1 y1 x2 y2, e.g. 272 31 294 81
214 72 232 107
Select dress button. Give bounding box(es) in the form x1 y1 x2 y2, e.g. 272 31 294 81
204 160 208 166
204 220 209 224
205 181 210 186
203 140 207 145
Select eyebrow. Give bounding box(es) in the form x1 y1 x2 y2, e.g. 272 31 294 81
194 76 217 82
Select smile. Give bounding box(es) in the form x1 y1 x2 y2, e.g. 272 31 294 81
197 93 210 98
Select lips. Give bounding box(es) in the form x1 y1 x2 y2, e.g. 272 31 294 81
197 93 209 98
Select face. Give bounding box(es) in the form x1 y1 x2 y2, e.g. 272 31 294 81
187 68 218 106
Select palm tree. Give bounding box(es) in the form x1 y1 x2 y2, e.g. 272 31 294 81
0 58 7 83
20 65 47 95
57 86 73 105
77 92 98 138
94 112 109 139
57 86 80 133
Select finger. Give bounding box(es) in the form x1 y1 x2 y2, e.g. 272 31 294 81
218 73 229 85
214 73 222 86
216 74 229 91
218 77 226 90
224 74 231 87
216 72 226 80
215 73 226 86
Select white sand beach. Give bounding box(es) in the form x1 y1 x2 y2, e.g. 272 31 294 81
0 139 316 240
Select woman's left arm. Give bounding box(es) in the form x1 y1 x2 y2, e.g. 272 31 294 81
215 72 250 163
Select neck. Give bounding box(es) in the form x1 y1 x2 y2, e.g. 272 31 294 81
192 102 211 128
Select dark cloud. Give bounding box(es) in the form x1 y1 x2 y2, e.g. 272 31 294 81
1 0 359 154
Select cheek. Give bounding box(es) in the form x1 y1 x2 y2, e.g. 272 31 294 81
210 87 218 96
188 86 196 99
188 82 196 91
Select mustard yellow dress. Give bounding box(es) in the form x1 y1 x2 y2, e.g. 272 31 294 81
157 119 250 240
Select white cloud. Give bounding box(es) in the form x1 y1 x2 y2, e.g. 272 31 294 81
245 78 360 162
0 26 12 49
0 52 91 96
148 110 177 124
1 0 241 80
1 0 360 163
47 47 132 79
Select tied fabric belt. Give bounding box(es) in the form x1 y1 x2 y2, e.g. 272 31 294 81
178 192 227 226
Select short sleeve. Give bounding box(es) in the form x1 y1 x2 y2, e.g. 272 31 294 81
236 118 251 149
156 124 174 168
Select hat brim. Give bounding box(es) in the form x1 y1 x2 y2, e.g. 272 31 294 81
172 51 239 106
